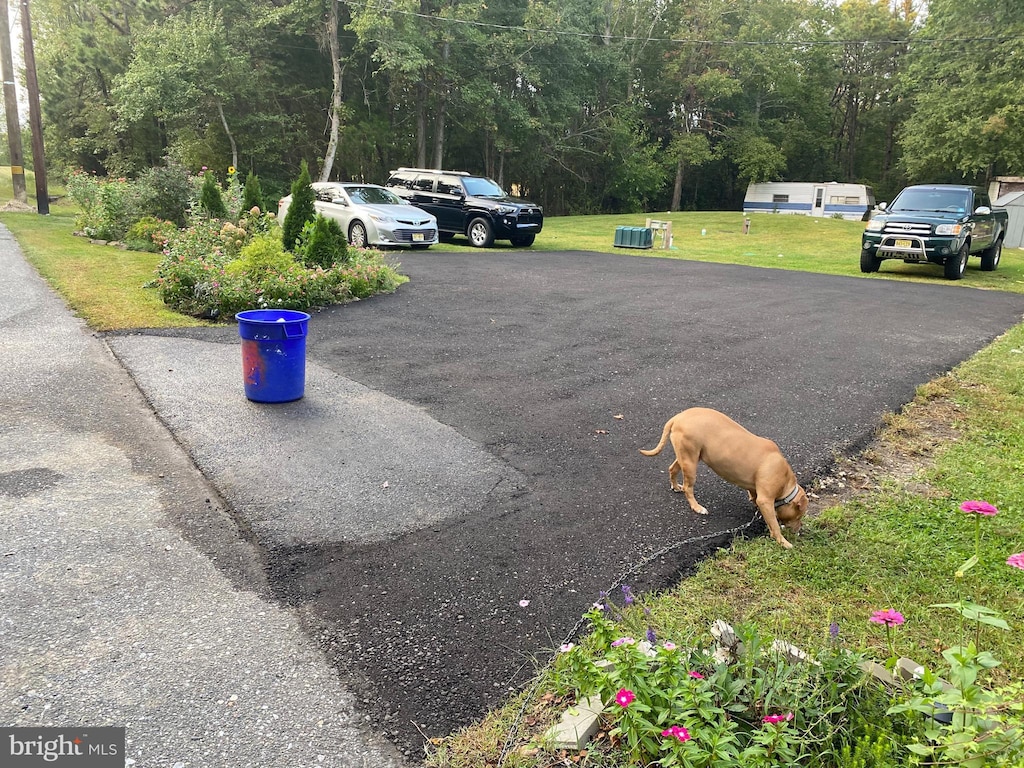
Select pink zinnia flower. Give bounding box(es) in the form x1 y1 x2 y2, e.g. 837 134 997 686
611 637 635 647
559 643 575 653
960 500 999 516
869 609 905 626
689 671 705 679
662 641 677 651
615 688 635 707
1007 552 1024 571
763 712 794 725
661 725 691 742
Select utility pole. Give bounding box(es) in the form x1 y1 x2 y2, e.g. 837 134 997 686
20 0 46 214
0 0 26 202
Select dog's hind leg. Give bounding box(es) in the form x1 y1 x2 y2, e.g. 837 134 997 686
676 456 708 515
668 460 684 492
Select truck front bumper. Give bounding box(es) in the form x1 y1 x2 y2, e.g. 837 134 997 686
862 233 961 263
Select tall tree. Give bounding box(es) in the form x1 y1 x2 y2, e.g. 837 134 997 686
899 0 1024 182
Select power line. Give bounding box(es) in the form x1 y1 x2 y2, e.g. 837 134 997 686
339 0 1024 48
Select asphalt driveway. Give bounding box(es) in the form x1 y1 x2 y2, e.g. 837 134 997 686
108 250 1024 755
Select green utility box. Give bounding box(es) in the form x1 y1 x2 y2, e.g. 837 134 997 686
613 226 653 249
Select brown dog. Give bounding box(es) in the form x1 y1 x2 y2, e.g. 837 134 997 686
640 407 807 548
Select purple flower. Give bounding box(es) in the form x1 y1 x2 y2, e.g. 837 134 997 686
1008 552 1024 571
869 609 905 627
622 585 634 605
646 627 657 644
829 622 840 640
615 688 635 707
960 500 999 517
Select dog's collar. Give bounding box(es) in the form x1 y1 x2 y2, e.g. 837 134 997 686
775 486 800 508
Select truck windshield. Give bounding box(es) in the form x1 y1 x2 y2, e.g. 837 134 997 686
890 188 969 214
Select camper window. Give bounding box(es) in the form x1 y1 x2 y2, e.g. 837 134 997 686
772 194 789 203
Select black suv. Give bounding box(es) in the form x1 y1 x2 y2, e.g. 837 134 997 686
385 168 543 247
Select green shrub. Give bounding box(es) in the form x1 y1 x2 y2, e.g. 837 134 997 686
225 233 295 281
65 170 139 240
282 160 315 252
295 214 349 268
242 171 266 214
199 171 227 219
134 161 193 226
125 216 174 253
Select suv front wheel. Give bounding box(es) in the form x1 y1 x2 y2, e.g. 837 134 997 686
467 217 495 248
510 234 536 248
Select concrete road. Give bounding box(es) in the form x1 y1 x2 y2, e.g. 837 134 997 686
105 250 1024 754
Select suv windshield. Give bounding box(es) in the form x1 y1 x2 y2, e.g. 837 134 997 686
462 176 506 197
891 188 969 214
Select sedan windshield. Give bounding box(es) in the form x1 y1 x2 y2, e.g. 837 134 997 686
891 188 969 214
347 186 404 206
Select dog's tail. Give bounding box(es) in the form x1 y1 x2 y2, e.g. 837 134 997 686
639 419 672 457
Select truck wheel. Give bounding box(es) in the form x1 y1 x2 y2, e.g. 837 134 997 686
860 248 881 273
510 234 535 248
467 217 495 248
944 242 969 280
980 239 1002 271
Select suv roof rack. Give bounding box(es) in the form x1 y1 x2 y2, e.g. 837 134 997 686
394 167 470 176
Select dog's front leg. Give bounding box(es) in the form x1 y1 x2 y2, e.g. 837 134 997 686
754 497 793 549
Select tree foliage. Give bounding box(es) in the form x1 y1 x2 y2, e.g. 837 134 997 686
34 0 1014 215
282 161 315 252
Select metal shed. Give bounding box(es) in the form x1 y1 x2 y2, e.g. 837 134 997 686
996 191 1024 249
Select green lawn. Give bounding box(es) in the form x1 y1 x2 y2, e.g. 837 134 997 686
436 210 1024 293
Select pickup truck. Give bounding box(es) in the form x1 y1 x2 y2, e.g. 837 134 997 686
860 184 1008 280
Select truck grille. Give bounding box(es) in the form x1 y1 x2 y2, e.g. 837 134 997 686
882 221 932 236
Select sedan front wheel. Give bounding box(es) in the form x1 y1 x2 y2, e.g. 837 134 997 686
348 221 368 248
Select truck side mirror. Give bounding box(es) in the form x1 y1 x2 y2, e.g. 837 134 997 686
877 202 887 211
975 206 991 215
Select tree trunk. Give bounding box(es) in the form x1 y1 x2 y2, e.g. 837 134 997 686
671 154 684 212
320 0 343 182
216 101 238 171
416 82 427 168
431 41 449 169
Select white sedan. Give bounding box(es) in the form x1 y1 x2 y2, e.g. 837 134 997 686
278 182 438 248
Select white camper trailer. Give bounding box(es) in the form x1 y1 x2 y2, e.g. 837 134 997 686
743 182 875 221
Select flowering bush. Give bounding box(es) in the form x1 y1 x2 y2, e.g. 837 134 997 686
153 218 406 319
550 594 902 767
66 170 139 240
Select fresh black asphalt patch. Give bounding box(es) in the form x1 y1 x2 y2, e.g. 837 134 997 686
109 250 1024 757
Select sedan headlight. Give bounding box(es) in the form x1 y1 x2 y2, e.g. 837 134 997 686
935 223 962 235
369 212 395 224
865 219 883 232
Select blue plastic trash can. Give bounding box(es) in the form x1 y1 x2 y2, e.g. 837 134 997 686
236 309 311 403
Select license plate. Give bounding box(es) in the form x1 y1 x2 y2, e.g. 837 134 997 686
412 233 424 241
895 239 912 249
